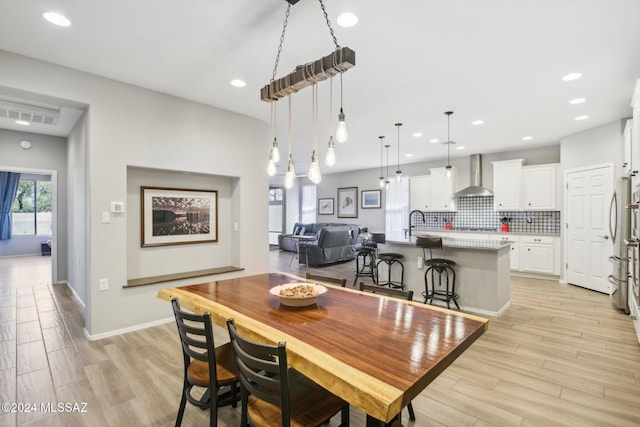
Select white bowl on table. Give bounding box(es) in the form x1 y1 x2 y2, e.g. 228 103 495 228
269 282 327 307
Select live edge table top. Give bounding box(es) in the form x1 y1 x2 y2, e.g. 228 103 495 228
157 272 488 423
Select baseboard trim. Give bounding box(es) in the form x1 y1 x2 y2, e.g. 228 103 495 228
461 300 512 318
54 280 86 314
83 317 174 341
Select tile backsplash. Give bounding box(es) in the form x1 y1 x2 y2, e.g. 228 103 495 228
410 196 561 234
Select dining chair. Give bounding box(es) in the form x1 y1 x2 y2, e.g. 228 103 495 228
226 318 350 427
358 282 416 421
305 272 347 287
171 298 239 427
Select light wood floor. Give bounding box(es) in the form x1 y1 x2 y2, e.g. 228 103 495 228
1 252 639 426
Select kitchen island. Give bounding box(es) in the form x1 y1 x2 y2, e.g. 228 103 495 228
374 233 511 316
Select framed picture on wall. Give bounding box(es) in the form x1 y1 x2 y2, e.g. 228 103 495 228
337 187 358 218
141 186 218 247
318 198 334 215
361 190 381 209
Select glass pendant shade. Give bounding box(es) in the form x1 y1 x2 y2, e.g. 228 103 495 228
325 137 336 167
283 155 296 189
379 177 385 188
385 180 390 190
445 165 452 179
308 150 322 184
271 138 280 163
396 171 402 182
336 108 347 143
267 153 277 176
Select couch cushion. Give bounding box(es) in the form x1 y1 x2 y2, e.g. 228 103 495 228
317 226 351 248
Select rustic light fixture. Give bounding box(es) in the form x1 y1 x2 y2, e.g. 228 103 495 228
325 78 336 167
308 84 322 184
395 122 403 182
283 97 296 189
443 111 455 179
262 0 356 187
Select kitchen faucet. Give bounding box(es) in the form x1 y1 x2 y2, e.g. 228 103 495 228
409 210 426 236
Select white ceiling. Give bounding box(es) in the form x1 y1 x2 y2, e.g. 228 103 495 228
1 0 639 175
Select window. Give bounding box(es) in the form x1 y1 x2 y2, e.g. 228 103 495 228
385 178 409 240
11 178 52 236
301 185 317 224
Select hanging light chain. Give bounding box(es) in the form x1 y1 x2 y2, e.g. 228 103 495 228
318 0 340 48
271 4 291 83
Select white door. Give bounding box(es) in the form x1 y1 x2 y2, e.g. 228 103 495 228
565 164 613 293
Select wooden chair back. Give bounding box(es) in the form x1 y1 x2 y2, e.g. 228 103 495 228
305 272 347 287
359 282 414 301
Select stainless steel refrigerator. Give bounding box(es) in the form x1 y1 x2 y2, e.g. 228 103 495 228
609 176 631 313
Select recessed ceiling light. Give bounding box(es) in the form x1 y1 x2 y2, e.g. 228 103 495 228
412 132 423 137
405 153 413 158
456 146 465 150
20 140 32 150
336 12 358 28
471 120 484 125
562 72 582 81
230 79 246 88
16 120 30 126
429 138 439 143
43 12 71 27
569 97 586 105
575 115 589 121
522 136 533 141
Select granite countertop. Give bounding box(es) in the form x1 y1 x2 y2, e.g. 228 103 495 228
384 234 511 251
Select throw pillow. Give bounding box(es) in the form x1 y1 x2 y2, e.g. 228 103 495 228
293 226 301 235
299 227 306 235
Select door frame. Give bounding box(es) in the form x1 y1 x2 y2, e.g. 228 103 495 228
268 185 286 245
562 162 613 287
0 165 58 283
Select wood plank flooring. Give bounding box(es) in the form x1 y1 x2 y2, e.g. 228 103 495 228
1 251 639 426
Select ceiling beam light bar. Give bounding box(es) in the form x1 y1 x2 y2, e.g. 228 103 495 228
260 47 355 102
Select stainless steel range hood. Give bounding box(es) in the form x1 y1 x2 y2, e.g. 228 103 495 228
452 154 493 197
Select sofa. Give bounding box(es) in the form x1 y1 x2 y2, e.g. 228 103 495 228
278 223 361 267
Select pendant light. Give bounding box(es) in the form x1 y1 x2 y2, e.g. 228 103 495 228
444 111 454 179
335 73 348 143
384 144 391 190
325 77 336 166
308 84 322 184
270 102 280 162
395 122 403 182
267 102 278 176
378 136 386 188
283 96 296 189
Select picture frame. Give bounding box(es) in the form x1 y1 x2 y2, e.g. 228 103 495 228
361 189 382 209
317 198 334 215
337 186 358 218
141 186 218 247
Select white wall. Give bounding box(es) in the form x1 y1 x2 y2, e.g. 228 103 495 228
561 120 625 177
0 49 268 336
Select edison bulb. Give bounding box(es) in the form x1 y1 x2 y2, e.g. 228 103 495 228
336 108 348 143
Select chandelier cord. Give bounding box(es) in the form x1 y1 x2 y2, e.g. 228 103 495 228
379 137 384 178
271 4 291 83
288 96 292 157
328 77 333 135
447 113 451 166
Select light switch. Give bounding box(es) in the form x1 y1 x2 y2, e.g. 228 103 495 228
102 211 111 223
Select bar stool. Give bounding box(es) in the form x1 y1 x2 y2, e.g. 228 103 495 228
415 236 459 309
370 233 405 289
352 228 377 287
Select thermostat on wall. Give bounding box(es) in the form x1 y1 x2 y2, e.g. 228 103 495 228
110 202 125 213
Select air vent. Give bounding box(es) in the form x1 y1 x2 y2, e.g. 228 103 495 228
0 99 60 126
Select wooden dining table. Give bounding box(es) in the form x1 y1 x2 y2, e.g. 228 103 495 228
157 272 488 426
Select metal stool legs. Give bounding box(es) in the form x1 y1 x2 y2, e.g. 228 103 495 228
353 249 377 287
376 257 405 289
423 264 459 310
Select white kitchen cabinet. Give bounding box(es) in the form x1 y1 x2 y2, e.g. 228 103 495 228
623 119 633 177
487 234 520 270
492 159 523 210
521 164 558 210
409 175 431 211
429 167 457 211
632 79 640 189
520 235 554 274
